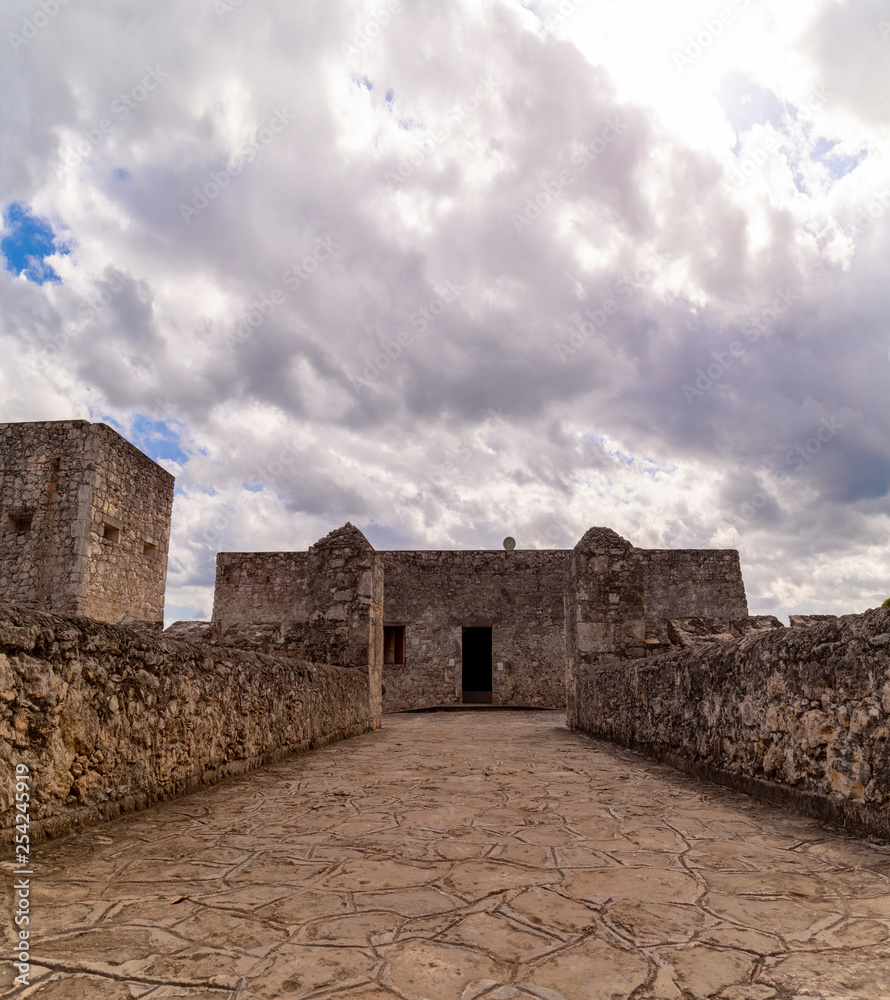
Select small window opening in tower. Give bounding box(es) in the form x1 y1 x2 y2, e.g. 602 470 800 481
9 514 33 534
143 541 157 556
384 625 405 665
102 523 120 543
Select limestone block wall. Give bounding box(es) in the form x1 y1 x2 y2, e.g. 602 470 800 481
213 552 310 625
0 606 377 844
303 524 383 727
565 528 649 725
568 608 890 840
76 423 173 626
381 549 570 711
0 421 90 616
0 420 173 628
642 548 748 619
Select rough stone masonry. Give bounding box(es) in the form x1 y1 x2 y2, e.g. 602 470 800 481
0 420 172 630
2 418 889 845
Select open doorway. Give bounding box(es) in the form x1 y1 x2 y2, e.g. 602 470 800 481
461 626 492 704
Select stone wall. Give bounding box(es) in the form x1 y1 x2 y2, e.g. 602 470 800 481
642 548 748 619
0 605 378 844
0 420 173 628
210 526 751 714
568 607 890 840
381 549 570 711
304 524 383 727
213 552 310 625
76 423 173 626
0 421 89 617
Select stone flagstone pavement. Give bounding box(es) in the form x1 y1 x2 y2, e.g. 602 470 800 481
3 710 890 1000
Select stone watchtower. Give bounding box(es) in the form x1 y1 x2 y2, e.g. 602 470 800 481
0 420 174 628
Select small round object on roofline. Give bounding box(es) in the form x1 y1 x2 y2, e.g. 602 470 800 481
503 536 516 551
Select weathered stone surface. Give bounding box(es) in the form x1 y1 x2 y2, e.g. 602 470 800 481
212 525 749 713
0 604 378 843
568 606 890 839
0 420 173 626
12 711 890 998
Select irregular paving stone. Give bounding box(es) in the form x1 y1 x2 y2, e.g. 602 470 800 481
656 945 756 996
604 900 706 944
520 938 649 998
381 939 511 998
14 977 137 999
564 866 703 905
21 711 890 998
442 911 559 962
243 943 378 998
763 949 890 997
506 887 599 934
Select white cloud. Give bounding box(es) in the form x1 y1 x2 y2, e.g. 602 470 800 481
2 0 889 626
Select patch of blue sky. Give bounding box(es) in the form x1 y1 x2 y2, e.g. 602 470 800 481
593 435 676 477
1 202 70 284
808 137 866 179
718 73 786 136
385 89 394 104
130 414 189 464
113 167 131 180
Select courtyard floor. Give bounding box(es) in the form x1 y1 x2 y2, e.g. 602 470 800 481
4 710 890 1000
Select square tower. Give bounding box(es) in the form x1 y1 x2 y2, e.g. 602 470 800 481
0 420 174 627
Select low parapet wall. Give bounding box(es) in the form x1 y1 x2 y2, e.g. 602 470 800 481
568 608 890 840
0 606 377 846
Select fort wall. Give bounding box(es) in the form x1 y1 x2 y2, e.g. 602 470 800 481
567 605 890 840
381 550 569 711
213 551 310 625
211 530 752 713
0 420 173 628
642 548 748 619
0 421 89 617
0 603 379 844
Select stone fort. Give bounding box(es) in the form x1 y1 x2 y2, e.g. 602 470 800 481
2 419 888 847
3 419 758 712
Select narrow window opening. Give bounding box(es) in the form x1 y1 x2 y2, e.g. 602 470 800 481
143 541 157 556
9 514 33 534
384 625 405 665
102 523 120 544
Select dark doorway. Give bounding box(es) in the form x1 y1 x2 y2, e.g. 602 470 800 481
461 627 492 704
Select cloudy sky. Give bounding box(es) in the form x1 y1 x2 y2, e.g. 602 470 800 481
2 0 889 624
